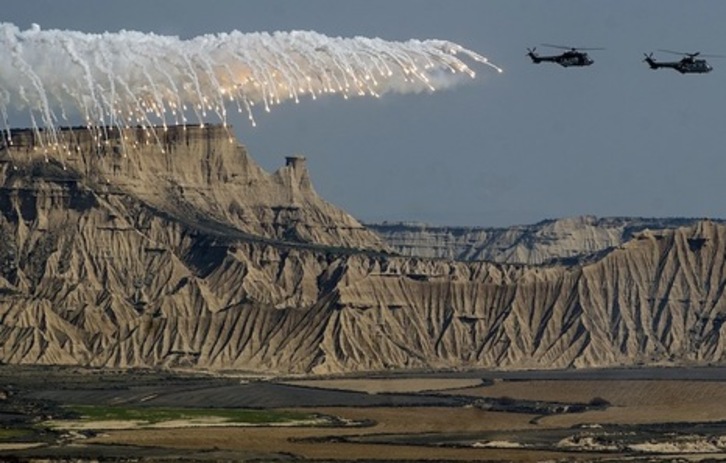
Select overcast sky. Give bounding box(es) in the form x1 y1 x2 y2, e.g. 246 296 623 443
5 1 726 226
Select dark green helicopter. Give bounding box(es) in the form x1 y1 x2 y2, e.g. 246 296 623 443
527 44 603 67
643 50 723 74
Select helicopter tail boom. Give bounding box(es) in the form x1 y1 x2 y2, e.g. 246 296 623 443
527 48 542 63
643 54 659 69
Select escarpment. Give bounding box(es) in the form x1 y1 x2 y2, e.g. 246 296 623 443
0 125 725 374
369 216 718 264
0 126 385 251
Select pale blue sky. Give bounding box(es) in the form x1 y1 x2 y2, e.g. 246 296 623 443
5 1 726 226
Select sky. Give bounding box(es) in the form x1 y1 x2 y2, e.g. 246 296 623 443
4 0 726 227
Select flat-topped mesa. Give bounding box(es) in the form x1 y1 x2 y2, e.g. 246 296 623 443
1 125 256 186
0 125 387 251
369 216 722 264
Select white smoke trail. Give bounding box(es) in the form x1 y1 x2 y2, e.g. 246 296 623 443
0 23 500 150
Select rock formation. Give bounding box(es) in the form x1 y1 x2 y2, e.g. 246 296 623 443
369 216 716 264
0 126 725 374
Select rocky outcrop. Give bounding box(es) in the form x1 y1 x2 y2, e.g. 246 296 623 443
325 222 726 372
0 126 725 374
369 216 715 264
0 126 386 251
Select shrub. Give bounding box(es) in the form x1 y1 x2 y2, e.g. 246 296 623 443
588 396 611 407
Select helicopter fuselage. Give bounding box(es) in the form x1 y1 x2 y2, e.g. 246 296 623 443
644 56 712 74
528 51 594 67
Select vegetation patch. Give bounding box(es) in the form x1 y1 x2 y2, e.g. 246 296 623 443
0 428 32 441
46 405 326 430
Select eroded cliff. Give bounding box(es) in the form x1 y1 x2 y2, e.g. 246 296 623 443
0 126 724 374
369 216 715 264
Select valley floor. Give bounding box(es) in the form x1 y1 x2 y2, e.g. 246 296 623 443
3 366 726 461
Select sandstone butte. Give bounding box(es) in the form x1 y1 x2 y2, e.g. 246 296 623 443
0 125 724 375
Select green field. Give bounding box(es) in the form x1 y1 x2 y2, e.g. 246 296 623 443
0 428 32 441
67 405 317 425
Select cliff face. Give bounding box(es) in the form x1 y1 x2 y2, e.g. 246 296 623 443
369 216 714 264
0 126 725 374
1 126 386 251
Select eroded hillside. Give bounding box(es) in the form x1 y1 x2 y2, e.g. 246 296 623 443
0 126 724 374
369 216 717 264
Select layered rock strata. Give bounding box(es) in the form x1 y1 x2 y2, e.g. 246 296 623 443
369 216 715 264
0 126 724 374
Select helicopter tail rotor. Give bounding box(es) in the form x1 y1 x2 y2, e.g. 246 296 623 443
526 47 541 63
643 52 657 68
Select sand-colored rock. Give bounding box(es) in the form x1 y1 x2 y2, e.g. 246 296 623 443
0 126 725 374
369 216 713 264
1 126 386 251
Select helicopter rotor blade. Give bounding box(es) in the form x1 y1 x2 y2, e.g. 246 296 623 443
658 49 725 58
658 49 690 56
541 43 604 52
541 43 574 50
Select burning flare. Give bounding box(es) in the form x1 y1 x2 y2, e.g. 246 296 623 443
0 23 500 152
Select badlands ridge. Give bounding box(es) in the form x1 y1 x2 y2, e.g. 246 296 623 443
0 125 724 374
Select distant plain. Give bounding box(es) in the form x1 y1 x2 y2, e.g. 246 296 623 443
3 366 726 461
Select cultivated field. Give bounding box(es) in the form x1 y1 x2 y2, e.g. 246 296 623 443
46 405 329 431
449 379 726 426
5 366 726 461
284 377 484 394
449 379 726 406
90 407 582 461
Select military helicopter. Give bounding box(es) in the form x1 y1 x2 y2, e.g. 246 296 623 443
643 50 722 74
526 44 603 67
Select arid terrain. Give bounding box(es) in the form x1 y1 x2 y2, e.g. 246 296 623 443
368 216 724 264
1 125 726 460
1 125 726 374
